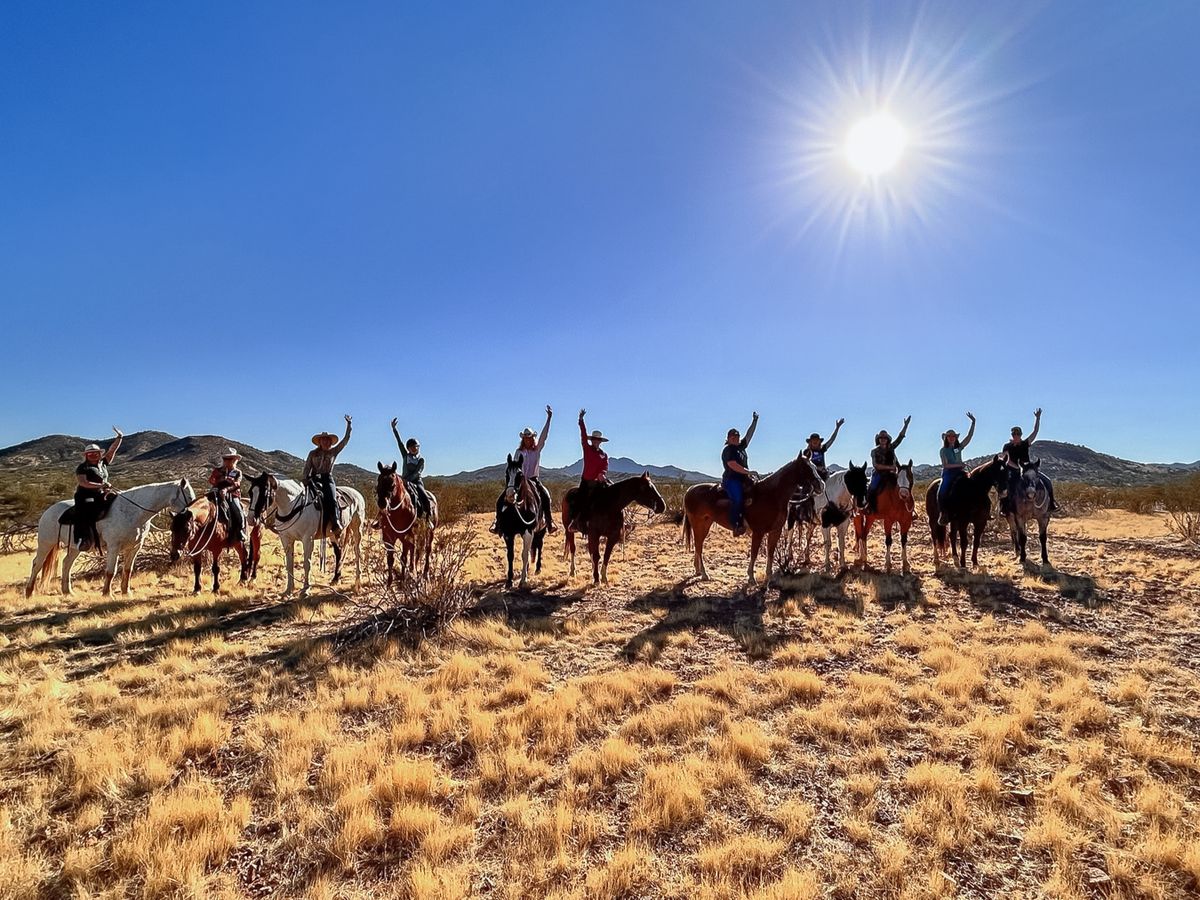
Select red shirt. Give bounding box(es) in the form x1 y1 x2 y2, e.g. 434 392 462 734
580 421 609 482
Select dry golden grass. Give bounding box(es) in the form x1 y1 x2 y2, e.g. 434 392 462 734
0 510 1199 898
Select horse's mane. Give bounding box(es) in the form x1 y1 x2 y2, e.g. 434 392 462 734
758 455 815 490
967 456 1001 478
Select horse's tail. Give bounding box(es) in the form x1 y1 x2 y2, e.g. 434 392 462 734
28 540 61 597
681 513 692 549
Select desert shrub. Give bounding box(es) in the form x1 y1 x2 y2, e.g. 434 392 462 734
1162 474 1200 544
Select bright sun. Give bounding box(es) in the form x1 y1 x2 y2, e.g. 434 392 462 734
845 112 907 176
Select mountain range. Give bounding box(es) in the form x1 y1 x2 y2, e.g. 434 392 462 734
0 433 1195 489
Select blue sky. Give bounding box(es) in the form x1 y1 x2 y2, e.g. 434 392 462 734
2 1 1197 476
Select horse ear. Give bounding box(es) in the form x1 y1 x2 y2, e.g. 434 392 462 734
642 471 649 480
1034 457 1041 469
507 453 513 464
390 461 398 472
907 459 913 468
377 461 385 473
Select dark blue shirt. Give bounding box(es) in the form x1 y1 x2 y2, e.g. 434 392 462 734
722 441 748 481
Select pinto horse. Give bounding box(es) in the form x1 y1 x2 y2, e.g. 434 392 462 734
375 462 438 583
561 473 667 584
496 453 547 589
784 463 868 572
683 453 824 585
854 461 915 574
169 496 250 594
925 456 1006 570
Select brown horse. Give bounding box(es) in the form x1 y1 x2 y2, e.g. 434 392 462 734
854 461 915 573
561 473 667 584
682 454 824 584
375 462 438 583
169 496 249 594
925 456 1006 569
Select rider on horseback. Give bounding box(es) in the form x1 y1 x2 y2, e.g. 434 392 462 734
73 426 123 551
936 413 976 526
568 408 609 534
303 415 352 536
493 406 556 533
208 448 247 543
864 415 910 514
391 418 432 518
804 418 845 481
1001 408 1058 515
721 411 758 537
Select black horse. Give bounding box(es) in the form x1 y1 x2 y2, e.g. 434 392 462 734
925 456 1007 569
496 453 548 589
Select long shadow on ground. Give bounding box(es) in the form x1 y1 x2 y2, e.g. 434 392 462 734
621 582 780 663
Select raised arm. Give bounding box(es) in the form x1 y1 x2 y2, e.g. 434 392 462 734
578 409 588 450
391 417 406 455
823 418 845 452
892 415 912 449
743 411 759 447
961 412 976 449
104 427 123 463
537 405 552 451
333 415 352 455
1027 408 1042 444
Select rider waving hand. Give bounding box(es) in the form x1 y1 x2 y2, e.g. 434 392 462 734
1002 408 1058 513
937 413 975 526
722 411 758 536
865 415 910 514
73 426 123 551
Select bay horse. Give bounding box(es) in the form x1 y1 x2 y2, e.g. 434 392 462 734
26 479 196 598
245 473 365 596
375 461 439 583
561 473 667 584
496 453 548 589
1006 460 1053 565
925 456 1006 570
784 463 868 572
682 453 824 585
854 461 915 574
169 496 250 594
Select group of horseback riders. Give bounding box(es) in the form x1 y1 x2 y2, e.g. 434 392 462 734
66 406 1058 551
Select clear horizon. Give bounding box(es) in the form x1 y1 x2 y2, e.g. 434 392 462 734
3 2 1198 475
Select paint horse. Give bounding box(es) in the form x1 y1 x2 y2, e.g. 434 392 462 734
561 473 667 584
683 453 824 585
169 495 251 593
376 461 439 583
496 453 548 589
784 463 868 572
854 461 915 574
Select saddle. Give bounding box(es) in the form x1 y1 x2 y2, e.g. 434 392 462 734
309 482 352 530
404 483 431 519
58 493 117 527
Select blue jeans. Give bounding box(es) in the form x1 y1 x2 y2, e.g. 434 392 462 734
723 475 746 528
865 471 891 511
938 468 963 509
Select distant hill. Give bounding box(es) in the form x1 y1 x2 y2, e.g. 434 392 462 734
0 431 374 484
441 456 717 485
908 440 1200 487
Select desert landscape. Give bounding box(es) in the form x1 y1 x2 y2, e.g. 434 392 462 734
2 504 1198 899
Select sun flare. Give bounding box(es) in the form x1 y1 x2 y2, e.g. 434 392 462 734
844 112 906 176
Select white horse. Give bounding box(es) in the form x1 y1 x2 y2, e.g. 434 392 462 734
784 470 861 572
246 475 364 596
25 479 196 598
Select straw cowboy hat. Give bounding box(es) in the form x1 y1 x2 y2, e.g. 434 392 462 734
519 427 537 439
586 430 609 443
221 447 241 460
312 431 337 445
83 444 102 454
942 428 959 441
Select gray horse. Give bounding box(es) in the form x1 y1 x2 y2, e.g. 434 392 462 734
1005 460 1052 565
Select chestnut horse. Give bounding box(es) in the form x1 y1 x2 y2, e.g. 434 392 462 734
854 461 915 574
561 473 667 584
375 462 438 583
925 456 1006 569
682 454 824 585
169 496 250 594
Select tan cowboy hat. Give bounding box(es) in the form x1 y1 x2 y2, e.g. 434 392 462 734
222 447 241 459
83 444 102 454
587 430 609 443
312 432 337 445
519 427 537 439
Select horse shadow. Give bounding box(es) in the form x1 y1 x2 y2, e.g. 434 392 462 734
845 568 927 613
621 585 784 663
936 568 1058 619
772 570 864 617
1022 561 1102 607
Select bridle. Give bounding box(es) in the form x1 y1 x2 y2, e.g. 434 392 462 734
379 473 418 537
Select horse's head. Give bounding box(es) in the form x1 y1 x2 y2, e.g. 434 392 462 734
504 453 523 502
178 478 196 511
797 455 825 494
169 506 195 561
634 472 668 514
246 472 277 525
897 460 914 499
844 461 869 505
376 461 399 509
1020 459 1042 500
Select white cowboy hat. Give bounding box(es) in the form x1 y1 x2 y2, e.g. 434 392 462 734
519 427 537 439
587 430 609 443
222 447 241 459
312 432 337 445
83 444 102 453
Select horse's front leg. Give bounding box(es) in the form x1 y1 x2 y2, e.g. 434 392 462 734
884 521 894 574
102 546 119 596
331 540 344 585
823 526 833 572
601 535 617 584
192 558 202 594
765 527 781 584
235 539 249 583
519 532 531 588
386 546 395 586
121 545 138 594
748 531 763 584
300 538 313 595
211 551 222 594
588 532 601 584
61 543 81 596
282 540 296 595
971 523 982 568
900 525 910 575
566 530 576 578
504 535 515 589
1039 520 1049 565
